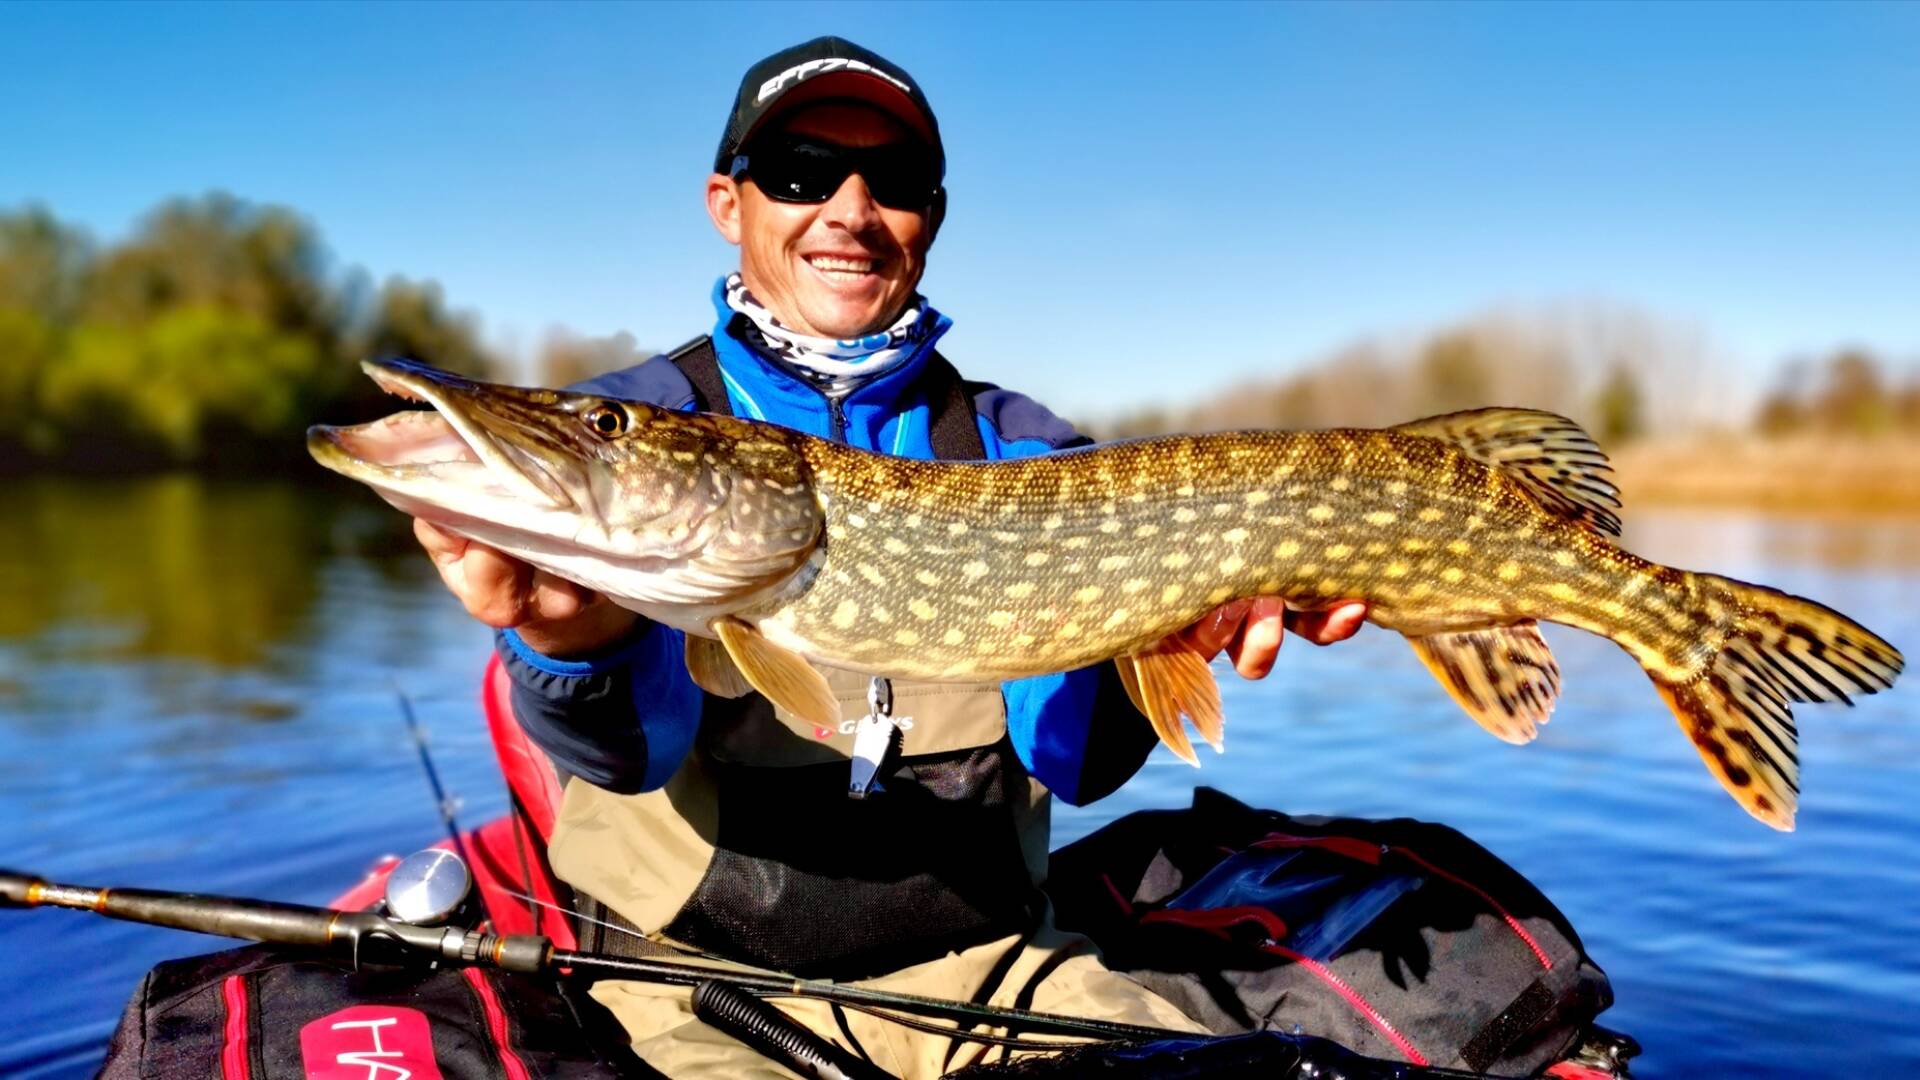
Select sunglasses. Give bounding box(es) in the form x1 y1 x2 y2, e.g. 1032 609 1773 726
730 136 941 211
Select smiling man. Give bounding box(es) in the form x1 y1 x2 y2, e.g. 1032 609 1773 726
413 36 1366 1077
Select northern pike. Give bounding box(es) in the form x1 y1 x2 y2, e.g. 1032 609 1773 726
311 359 1904 830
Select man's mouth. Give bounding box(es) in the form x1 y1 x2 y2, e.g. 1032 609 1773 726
804 253 884 283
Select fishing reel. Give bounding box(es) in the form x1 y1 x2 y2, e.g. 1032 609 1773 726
379 847 478 929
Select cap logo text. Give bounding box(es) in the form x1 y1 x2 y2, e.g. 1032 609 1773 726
757 58 912 105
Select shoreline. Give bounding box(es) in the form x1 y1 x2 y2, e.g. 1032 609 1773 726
1608 434 1920 517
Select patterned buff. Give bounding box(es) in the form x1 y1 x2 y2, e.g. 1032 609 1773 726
723 272 941 399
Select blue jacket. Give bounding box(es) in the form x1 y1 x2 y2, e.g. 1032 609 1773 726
497 283 1157 805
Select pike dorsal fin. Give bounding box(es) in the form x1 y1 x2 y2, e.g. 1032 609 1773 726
1393 408 1623 536
710 616 839 728
1407 622 1562 744
1126 643 1226 765
686 634 754 698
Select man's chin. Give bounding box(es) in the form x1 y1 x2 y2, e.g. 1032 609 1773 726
797 297 899 340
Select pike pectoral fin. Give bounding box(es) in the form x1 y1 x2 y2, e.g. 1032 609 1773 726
686 634 754 698
1128 643 1226 764
1407 622 1561 745
710 616 840 728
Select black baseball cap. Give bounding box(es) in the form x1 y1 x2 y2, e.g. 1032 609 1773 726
713 36 943 178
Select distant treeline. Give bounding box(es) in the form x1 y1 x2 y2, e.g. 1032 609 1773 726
1097 306 1919 448
0 194 500 472
1754 349 1920 438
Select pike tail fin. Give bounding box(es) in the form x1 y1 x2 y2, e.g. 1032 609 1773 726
1650 574 1902 830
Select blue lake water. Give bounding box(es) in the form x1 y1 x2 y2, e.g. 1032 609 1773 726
1 476 1916 1077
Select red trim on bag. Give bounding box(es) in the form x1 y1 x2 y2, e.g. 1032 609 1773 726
1250 832 1384 865
1545 1061 1620 1080
1259 941 1430 1066
1099 872 1134 915
1139 904 1287 941
1388 847 1553 970
220 975 250 1080
463 967 532 1080
1253 831 1553 971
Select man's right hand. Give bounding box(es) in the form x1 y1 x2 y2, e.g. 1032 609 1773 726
414 519 639 658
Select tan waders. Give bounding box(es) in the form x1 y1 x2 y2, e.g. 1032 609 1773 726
549 667 1203 1078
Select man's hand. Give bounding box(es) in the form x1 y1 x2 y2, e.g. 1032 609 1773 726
1171 597 1369 679
414 519 639 658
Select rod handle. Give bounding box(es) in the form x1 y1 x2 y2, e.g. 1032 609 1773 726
1 870 37 908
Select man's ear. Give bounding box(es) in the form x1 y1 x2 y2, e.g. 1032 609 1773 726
927 187 947 246
707 174 743 244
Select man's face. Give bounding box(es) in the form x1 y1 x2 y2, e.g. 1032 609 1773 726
708 102 935 339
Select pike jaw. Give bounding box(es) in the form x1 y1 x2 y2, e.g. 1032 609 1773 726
307 359 823 622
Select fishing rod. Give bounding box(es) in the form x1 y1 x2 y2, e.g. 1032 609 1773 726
0 861 1500 1079
0 866 1176 1045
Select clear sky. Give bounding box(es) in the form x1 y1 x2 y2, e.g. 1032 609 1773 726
3 1 1916 416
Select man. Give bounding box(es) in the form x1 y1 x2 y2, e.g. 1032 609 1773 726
415 37 1367 1078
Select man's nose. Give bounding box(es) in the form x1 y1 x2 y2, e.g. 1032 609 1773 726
819 171 883 233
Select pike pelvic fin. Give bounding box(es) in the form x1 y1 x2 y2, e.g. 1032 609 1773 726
1649 575 1904 831
1408 622 1562 745
710 616 840 729
1393 408 1623 535
686 634 754 698
1128 643 1226 764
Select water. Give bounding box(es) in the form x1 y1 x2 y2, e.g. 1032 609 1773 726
2 476 1916 1077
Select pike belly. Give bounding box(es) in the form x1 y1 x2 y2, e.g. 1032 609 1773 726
757 429 1623 682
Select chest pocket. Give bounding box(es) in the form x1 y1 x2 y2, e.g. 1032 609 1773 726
663 665 1044 978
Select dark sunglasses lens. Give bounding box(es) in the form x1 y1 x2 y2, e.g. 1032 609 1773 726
859 147 939 210
748 140 937 209
753 142 848 202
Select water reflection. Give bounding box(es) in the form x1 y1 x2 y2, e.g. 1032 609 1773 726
1623 507 1920 572
0 474 417 667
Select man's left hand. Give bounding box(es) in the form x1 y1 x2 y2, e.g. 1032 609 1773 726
1171 597 1369 679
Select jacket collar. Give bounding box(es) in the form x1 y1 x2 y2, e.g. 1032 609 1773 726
704 277 954 448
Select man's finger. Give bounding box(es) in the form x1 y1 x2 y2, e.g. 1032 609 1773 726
527 570 594 623
1180 597 1251 659
1226 597 1287 679
1284 601 1369 645
449 543 533 628
413 518 468 565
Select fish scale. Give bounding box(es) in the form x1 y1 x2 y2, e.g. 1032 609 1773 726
767 430 1606 679
310 360 1905 832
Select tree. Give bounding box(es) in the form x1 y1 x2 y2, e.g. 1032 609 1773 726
1590 363 1645 445
82 193 337 345
349 275 491 376
1416 331 1492 414
1811 349 1892 435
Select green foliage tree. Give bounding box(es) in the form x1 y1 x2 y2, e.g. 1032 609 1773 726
0 194 499 472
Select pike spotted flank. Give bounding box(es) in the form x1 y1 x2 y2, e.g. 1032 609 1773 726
311 360 1904 831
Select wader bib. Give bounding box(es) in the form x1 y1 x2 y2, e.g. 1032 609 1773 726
548 336 1051 980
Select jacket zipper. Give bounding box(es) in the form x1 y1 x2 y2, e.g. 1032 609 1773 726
827 395 847 443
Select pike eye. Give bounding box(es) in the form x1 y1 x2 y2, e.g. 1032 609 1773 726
586 406 627 437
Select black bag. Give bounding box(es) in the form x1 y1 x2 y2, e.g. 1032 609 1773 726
1046 788 1613 1076
97 944 652 1079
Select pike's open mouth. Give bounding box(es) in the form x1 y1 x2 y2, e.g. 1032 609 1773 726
307 362 572 510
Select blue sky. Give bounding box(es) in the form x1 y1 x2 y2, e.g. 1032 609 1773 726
3 1 1916 416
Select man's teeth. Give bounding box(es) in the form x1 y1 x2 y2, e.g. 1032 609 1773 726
808 255 878 275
